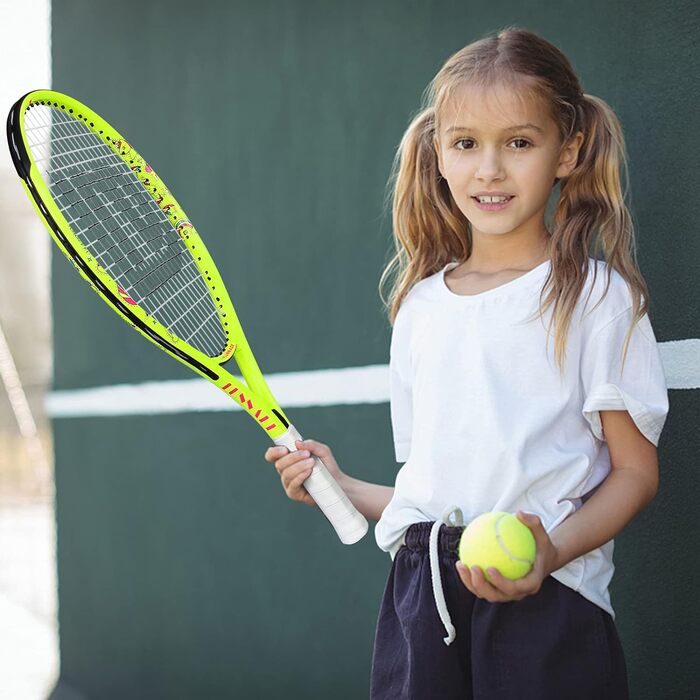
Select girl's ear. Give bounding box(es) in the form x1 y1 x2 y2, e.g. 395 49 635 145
556 130 584 179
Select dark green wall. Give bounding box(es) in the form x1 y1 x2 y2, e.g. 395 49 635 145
50 1 698 698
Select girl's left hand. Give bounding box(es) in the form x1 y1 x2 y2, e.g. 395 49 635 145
455 511 560 603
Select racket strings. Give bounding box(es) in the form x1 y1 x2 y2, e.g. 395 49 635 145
23 104 227 357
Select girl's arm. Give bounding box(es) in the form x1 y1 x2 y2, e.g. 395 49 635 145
340 474 395 523
549 409 659 572
265 438 395 523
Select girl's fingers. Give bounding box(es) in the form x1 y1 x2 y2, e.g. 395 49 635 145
459 563 499 601
485 568 515 594
295 438 331 459
265 445 314 467
265 446 309 473
264 446 288 462
289 463 317 506
457 561 534 603
293 464 314 487
283 458 314 487
266 439 332 466
456 562 478 596
265 445 317 507
278 450 312 472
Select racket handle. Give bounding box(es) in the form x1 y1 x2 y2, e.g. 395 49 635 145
273 425 369 545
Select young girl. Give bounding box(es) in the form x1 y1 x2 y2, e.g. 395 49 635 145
265 26 669 699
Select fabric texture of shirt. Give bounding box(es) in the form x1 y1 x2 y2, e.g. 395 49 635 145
374 257 670 619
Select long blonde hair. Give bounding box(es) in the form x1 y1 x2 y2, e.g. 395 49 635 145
379 26 650 375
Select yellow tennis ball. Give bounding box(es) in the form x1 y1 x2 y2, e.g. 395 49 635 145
458 511 536 584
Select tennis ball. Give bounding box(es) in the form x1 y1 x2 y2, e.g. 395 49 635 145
458 511 536 584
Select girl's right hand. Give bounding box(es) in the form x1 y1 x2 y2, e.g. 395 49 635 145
264 439 345 508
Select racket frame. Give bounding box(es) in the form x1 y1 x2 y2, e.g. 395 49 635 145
8 89 291 437
8 89 369 544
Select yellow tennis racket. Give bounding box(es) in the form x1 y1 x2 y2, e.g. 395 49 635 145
7 89 368 545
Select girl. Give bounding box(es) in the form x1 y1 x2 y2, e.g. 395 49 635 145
265 26 669 700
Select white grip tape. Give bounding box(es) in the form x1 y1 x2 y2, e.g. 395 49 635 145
273 425 369 545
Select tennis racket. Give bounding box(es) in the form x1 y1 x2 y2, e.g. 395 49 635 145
6 89 368 545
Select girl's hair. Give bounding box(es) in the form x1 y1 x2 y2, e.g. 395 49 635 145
379 26 650 376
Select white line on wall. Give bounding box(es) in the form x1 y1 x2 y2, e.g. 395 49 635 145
46 363 391 418
45 339 698 418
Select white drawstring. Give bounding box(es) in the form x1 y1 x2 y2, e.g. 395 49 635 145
429 505 464 646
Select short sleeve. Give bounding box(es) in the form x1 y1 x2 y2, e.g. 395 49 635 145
389 307 413 462
581 306 669 446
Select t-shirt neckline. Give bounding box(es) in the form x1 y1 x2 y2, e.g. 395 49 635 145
439 259 551 301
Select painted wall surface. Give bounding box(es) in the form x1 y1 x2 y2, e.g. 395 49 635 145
49 2 698 698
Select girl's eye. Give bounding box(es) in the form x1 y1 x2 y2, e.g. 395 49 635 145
510 138 532 149
453 138 532 150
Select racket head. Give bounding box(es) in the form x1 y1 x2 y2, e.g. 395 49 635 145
8 89 240 367
7 89 288 430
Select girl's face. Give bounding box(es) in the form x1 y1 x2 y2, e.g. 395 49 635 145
435 84 583 247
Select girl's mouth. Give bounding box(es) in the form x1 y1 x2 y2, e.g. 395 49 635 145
471 196 514 212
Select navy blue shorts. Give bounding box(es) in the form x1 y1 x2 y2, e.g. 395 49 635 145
370 521 629 699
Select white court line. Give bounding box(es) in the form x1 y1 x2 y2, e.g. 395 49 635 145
46 363 391 417
46 340 698 418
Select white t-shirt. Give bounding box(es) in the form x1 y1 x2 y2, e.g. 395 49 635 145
374 257 669 619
